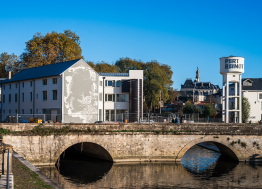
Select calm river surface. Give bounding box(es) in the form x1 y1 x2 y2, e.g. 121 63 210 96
38 143 262 188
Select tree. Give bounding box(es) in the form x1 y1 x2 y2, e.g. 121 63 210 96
0 52 19 77
94 62 119 73
194 106 202 115
183 103 193 114
203 103 215 117
242 96 251 123
115 57 144 72
21 30 83 68
115 58 173 111
167 88 179 103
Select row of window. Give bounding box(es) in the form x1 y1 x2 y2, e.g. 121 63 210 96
2 90 57 103
99 80 122 87
2 78 58 90
99 94 128 102
3 109 45 115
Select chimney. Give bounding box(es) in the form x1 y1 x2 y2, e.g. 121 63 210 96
194 82 196 87
209 82 210 87
201 82 203 87
8 71 11 80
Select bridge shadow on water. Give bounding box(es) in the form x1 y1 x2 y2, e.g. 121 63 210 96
55 142 113 184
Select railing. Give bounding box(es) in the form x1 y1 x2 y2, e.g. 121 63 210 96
0 143 13 189
1 113 222 123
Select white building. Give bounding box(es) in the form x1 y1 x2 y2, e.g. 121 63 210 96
229 78 262 123
0 59 143 123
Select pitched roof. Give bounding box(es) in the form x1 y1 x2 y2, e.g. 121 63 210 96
242 78 262 91
1 59 81 84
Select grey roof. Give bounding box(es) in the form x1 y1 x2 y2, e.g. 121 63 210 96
0 59 80 84
99 73 129 77
242 78 262 90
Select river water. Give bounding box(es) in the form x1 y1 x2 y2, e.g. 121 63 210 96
38 142 262 188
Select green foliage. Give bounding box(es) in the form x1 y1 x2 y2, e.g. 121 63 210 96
0 128 11 136
194 106 202 115
241 142 247 148
227 137 230 141
213 136 219 138
203 103 215 117
242 97 251 123
183 103 193 114
0 52 20 77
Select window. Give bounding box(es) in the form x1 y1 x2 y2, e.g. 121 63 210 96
22 93 24 102
117 94 128 102
106 94 115 102
30 81 33 87
106 80 115 87
231 88 234 91
42 79 47 85
30 92 32 101
15 93 17 102
108 94 113 101
100 81 102 86
108 81 113 86
9 110 11 115
116 80 122 87
42 91 47 101
22 82 24 88
15 109 17 114
99 93 102 101
21 109 24 114
36 94 38 99
52 90 57 100
259 93 262 99
9 94 11 102
52 78 57 84
9 84 11 89
3 110 5 115
30 109 32 114
15 83 17 88
42 109 46 114
3 95 5 103
3 85 5 90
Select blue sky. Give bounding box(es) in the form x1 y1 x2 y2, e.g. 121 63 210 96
1 0 262 89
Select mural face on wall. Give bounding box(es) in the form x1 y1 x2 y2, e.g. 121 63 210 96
64 60 98 123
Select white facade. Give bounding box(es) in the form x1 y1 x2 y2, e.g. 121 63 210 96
1 59 143 123
98 70 143 122
220 56 244 123
230 79 262 123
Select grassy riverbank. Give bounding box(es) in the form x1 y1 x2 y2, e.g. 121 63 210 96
12 156 53 189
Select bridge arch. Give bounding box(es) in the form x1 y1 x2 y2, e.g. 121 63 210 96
176 136 239 161
53 137 114 164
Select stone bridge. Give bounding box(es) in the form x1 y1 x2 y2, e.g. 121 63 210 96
2 123 262 165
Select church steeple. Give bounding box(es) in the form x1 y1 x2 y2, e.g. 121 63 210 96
194 67 200 82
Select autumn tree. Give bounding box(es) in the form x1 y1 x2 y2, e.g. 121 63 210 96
21 30 83 68
0 52 19 77
167 88 179 103
115 58 173 111
115 57 144 72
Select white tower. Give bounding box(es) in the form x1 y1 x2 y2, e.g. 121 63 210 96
220 56 244 123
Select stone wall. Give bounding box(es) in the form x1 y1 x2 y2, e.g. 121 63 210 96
4 133 262 165
1 123 262 135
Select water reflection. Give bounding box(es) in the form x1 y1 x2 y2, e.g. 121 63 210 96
38 143 262 188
